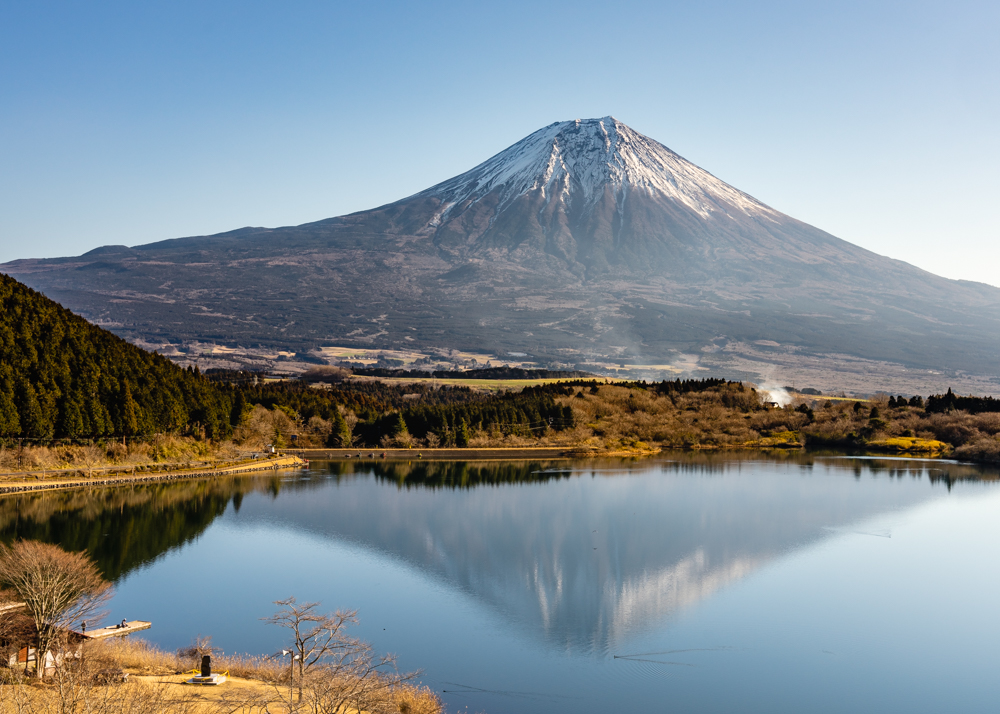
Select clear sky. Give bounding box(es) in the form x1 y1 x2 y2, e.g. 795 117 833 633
1 0 998 286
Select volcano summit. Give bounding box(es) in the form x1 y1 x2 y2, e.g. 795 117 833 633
5 117 1000 392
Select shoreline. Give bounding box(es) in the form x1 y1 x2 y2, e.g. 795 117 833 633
0 455 307 496
286 442 957 460
0 443 981 498
285 446 584 460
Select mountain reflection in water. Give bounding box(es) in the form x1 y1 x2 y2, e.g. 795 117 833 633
0 476 284 580
0 455 992 655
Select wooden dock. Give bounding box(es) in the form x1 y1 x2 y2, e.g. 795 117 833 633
80 620 151 639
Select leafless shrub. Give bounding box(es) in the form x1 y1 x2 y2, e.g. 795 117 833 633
176 635 219 666
232 405 299 449
924 413 982 446
954 437 1000 463
2 646 180 713
74 445 106 477
971 412 1000 435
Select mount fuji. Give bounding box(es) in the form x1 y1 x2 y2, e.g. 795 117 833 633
4 117 1000 392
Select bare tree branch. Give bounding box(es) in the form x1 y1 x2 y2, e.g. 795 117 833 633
0 541 111 678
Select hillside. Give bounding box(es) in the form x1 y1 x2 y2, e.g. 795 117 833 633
4 117 1000 393
0 273 237 440
0 272 571 449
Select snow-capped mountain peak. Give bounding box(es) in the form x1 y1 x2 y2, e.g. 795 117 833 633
418 117 778 222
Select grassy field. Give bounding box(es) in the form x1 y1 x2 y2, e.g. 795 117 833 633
351 375 616 391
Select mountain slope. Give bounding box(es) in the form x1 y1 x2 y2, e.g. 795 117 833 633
4 117 1000 388
0 273 236 439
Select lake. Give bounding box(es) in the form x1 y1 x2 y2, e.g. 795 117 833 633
3 453 1000 713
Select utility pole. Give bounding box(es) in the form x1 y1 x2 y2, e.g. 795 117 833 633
282 649 295 710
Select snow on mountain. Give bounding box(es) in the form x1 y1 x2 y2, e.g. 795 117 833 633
9 115 1000 387
416 117 780 225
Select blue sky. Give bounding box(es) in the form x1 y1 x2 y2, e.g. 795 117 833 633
1 0 998 285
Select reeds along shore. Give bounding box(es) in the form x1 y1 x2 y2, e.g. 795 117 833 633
3 383 1000 473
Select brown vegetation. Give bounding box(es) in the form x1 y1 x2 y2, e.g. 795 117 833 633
546 384 1000 461
5 383 1000 476
0 575 441 713
0 635 441 713
0 437 236 476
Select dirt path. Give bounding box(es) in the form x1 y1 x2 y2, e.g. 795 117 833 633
134 673 293 713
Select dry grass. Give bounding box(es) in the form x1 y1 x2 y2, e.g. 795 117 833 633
868 436 950 454
0 437 237 475
0 637 442 714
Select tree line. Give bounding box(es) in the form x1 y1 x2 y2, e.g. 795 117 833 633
357 391 574 447
925 388 1000 414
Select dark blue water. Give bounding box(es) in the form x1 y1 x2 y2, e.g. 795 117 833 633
3 455 999 713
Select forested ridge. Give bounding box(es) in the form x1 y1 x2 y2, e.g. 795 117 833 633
0 273 237 440
0 274 575 446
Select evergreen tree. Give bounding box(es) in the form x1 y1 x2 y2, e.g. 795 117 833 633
456 419 470 447
327 410 353 448
18 380 52 439
230 390 247 428
119 382 139 436
0 378 20 437
58 398 85 439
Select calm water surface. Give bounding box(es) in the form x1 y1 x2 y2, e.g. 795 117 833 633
3 454 1000 713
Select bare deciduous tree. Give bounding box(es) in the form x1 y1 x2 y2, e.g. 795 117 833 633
0 541 111 678
263 598 357 686
76 444 106 478
263 596 409 707
300 646 415 714
176 634 219 667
